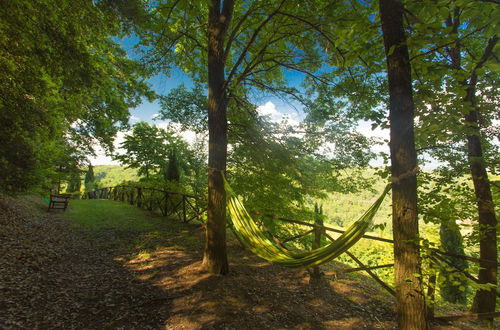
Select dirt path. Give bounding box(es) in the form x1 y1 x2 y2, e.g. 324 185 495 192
1 195 489 329
1 196 172 329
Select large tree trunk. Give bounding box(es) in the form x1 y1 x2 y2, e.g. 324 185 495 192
202 0 234 275
379 0 428 329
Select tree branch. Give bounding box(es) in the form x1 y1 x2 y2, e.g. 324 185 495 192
223 0 286 91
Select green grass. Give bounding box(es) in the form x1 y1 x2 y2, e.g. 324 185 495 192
66 199 202 255
68 199 161 232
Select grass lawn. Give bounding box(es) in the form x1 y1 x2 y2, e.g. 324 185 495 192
66 199 203 256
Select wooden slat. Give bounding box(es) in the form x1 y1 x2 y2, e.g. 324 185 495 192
430 248 500 267
282 229 315 243
251 210 394 244
324 263 394 275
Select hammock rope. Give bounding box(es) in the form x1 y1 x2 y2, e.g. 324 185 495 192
223 174 392 268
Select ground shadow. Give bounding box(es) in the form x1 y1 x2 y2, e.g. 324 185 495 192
6 197 476 329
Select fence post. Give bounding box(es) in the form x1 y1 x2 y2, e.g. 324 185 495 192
426 261 437 319
163 192 169 216
148 189 153 211
129 189 134 205
311 204 324 279
182 195 187 222
137 187 142 208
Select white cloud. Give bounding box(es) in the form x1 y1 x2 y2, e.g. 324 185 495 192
356 120 389 140
151 113 160 119
155 121 170 130
281 115 300 127
257 101 282 119
88 151 119 166
156 121 199 145
87 131 129 165
129 115 140 122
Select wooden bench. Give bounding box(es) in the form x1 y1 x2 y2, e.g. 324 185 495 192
47 191 71 211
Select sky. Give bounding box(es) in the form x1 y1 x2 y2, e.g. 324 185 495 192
89 37 391 166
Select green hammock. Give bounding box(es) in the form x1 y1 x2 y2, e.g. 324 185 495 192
223 174 391 268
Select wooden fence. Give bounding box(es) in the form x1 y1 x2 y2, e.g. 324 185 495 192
85 185 206 223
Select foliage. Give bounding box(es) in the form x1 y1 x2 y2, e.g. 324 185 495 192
439 221 469 304
159 84 208 134
159 83 376 224
114 122 190 179
91 165 141 188
164 149 180 183
0 0 152 193
67 172 82 193
84 165 96 193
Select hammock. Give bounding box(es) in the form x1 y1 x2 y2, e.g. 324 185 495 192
223 174 391 268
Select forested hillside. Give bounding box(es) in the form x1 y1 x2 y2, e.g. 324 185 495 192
93 166 141 188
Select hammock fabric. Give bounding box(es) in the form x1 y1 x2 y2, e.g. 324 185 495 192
223 174 391 268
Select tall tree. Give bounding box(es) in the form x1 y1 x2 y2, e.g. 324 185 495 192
455 36 498 315
201 0 235 274
114 122 189 179
67 172 82 193
405 0 498 315
379 0 428 328
142 0 329 273
160 83 375 225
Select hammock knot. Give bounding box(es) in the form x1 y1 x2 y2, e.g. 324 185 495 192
391 166 420 185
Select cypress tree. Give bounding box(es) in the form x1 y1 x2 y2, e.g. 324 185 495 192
165 149 180 182
84 164 95 192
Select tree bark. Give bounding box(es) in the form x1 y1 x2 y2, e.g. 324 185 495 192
379 0 428 329
446 24 498 313
202 0 234 275
465 83 498 315
463 39 498 316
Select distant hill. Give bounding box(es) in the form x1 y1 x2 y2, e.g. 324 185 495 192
93 165 141 187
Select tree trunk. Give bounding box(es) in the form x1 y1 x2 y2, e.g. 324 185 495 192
465 89 497 315
202 0 234 275
447 27 498 314
379 0 428 329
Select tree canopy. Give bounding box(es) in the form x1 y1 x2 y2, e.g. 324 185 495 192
0 0 152 192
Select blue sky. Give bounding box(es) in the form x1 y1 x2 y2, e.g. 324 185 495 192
90 37 391 165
